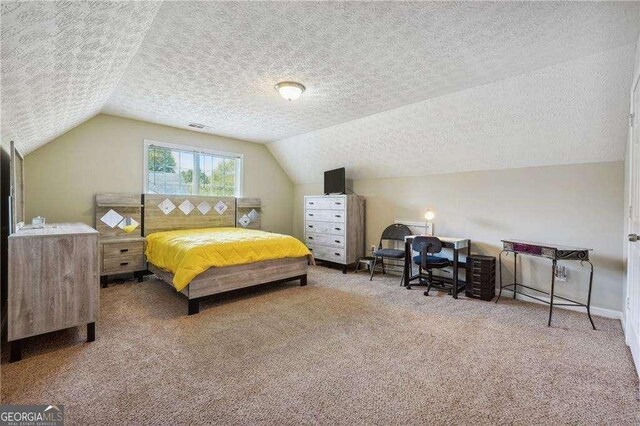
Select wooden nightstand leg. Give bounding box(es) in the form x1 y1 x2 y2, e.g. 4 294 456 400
135 271 144 283
100 275 108 288
10 340 22 363
87 322 96 342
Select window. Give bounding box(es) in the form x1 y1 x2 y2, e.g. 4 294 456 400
144 141 242 196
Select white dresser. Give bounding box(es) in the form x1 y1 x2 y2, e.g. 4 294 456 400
304 194 365 273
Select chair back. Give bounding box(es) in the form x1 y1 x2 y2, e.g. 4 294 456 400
412 236 443 255
379 224 412 248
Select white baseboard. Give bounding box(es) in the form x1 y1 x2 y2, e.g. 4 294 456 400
501 288 623 320
383 271 623 320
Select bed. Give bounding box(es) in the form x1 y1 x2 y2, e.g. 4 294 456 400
143 194 311 315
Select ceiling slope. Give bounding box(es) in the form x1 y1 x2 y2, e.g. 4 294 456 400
1 1 161 154
103 1 640 144
1 1 638 163
267 44 635 184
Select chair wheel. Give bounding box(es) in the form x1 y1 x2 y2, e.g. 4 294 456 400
406 286 411 290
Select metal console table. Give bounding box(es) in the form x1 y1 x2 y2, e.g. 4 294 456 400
496 239 595 329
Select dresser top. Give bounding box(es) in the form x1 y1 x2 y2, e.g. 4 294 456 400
10 223 98 238
304 194 364 199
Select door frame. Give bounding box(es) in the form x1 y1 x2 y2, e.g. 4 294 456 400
624 72 640 378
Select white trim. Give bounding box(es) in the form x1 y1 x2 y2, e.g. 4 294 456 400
501 289 623 320
143 139 243 196
624 69 640 382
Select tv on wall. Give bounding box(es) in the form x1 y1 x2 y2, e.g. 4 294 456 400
324 167 346 195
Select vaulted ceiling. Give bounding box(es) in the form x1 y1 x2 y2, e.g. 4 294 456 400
1 1 161 154
1 1 639 182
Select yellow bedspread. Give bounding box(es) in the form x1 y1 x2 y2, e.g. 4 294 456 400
145 227 311 291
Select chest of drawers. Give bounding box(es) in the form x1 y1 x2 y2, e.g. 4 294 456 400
8 223 99 362
304 195 365 273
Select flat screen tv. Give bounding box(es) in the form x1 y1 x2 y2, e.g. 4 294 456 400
324 167 345 195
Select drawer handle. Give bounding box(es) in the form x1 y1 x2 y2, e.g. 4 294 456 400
335 215 341 218
120 248 129 253
335 227 341 231
309 202 314 205
335 240 341 243
309 213 314 216
120 262 129 266
334 252 341 256
308 236 314 240
335 202 341 205
308 225 313 228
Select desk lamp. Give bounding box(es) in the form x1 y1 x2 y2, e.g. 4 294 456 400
424 210 435 236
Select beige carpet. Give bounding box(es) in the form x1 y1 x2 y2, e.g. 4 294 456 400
1 266 638 425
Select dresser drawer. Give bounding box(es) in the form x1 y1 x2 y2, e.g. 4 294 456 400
103 241 144 259
305 221 345 236
304 232 345 248
103 255 145 274
305 209 345 223
307 244 345 264
305 197 346 210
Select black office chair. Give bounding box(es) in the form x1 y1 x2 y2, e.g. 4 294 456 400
407 236 451 295
370 223 413 285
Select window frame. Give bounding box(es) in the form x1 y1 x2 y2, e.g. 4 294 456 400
143 139 243 197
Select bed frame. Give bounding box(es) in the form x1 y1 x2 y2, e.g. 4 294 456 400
142 194 309 315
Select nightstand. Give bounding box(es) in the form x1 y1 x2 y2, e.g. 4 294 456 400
95 193 147 287
100 237 147 287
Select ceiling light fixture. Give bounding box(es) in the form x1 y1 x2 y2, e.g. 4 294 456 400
275 81 306 101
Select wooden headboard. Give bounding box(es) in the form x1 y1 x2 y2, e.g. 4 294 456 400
95 193 143 239
143 194 236 236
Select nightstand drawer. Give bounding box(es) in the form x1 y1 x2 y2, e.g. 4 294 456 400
103 255 145 274
103 241 144 259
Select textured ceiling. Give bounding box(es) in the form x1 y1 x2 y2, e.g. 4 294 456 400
0 1 161 154
268 45 635 183
1 1 639 172
104 1 640 144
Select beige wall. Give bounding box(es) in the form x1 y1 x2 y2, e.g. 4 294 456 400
294 161 625 312
25 114 294 235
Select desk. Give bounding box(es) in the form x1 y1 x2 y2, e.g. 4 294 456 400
403 236 471 299
496 239 595 329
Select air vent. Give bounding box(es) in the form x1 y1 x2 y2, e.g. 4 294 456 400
188 123 207 129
